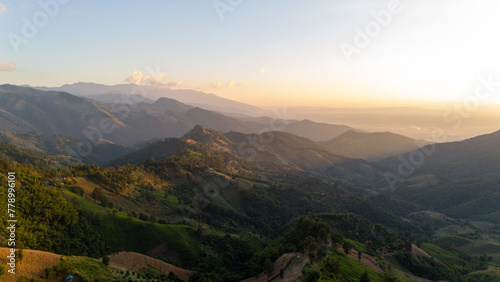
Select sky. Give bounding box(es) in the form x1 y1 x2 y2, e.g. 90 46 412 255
1 0 500 107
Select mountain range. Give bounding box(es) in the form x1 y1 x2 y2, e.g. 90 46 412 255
2 83 500 281
34 82 266 116
0 84 363 147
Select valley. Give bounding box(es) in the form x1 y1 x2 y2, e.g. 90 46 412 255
0 85 499 281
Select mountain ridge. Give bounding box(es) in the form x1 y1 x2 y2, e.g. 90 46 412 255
322 130 428 161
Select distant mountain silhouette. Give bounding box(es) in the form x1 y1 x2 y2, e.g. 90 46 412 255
2 85 366 147
322 130 427 160
34 82 265 116
378 129 500 179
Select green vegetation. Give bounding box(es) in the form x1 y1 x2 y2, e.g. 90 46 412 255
137 266 183 281
52 256 116 281
0 124 500 281
317 251 383 281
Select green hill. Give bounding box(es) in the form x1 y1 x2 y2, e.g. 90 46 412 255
0 131 133 166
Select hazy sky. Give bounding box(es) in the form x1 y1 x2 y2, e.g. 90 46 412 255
1 0 500 107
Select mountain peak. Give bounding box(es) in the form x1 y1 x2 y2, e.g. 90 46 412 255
182 125 218 141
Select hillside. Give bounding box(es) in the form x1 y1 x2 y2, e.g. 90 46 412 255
378 129 500 179
377 130 500 219
107 252 192 281
0 248 62 281
282 119 359 142
0 85 257 146
0 248 191 281
0 134 498 280
0 139 62 168
0 131 133 166
0 84 113 137
134 97 193 114
112 125 382 185
322 130 427 161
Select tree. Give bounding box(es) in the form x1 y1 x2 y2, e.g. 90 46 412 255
358 251 362 262
383 273 398 282
102 256 110 266
360 271 370 282
91 187 104 201
17 249 24 262
279 268 284 280
196 224 205 237
139 213 149 221
365 241 374 254
324 256 340 274
330 231 343 247
99 195 110 207
342 241 353 255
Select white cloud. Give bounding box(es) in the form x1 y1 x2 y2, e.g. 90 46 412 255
124 70 166 87
0 3 6 15
167 81 183 88
0 61 15 72
210 77 223 88
207 78 246 89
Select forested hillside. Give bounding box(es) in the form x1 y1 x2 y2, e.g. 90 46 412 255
1 126 499 280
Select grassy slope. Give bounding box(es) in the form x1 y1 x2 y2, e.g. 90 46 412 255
0 248 115 281
56 256 116 281
319 250 384 282
65 191 200 263
420 243 468 266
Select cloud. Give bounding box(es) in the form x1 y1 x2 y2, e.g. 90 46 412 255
124 71 166 87
208 78 246 89
0 3 6 15
209 78 223 88
0 61 15 72
167 81 183 88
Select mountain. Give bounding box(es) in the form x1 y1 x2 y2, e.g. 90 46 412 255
377 129 500 222
112 125 382 185
282 119 360 142
0 85 260 146
34 82 266 116
2 85 363 147
34 82 138 96
84 93 154 104
148 88 265 116
134 97 193 113
0 84 121 137
322 130 427 161
0 131 134 165
230 116 363 142
378 129 500 179
176 107 259 133
0 139 56 168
